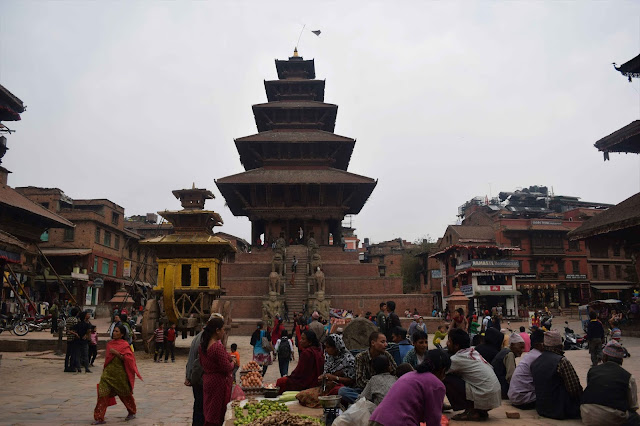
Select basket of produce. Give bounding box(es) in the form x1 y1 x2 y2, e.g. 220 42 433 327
232 400 321 425
240 370 264 394
263 383 279 398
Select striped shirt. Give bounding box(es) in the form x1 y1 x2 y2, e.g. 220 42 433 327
65 317 78 341
154 328 164 343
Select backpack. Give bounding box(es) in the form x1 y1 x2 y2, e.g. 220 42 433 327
278 337 292 360
189 356 204 386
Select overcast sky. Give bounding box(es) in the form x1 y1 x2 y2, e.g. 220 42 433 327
2 1 640 245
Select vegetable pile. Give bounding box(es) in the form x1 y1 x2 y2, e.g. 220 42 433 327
232 400 289 425
246 413 323 425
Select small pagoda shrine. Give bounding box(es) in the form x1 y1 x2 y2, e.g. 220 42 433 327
140 186 235 329
216 49 377 246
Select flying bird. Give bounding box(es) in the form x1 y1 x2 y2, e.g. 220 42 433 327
311 30 321 36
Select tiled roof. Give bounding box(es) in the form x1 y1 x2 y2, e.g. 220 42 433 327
594 120 640 154
40 248 92 256
235 130 354 144
0 184 74 228
216 167 376 185
140 234 234 246
569 192 640 240
0 84 25 113
0 230 27 251
252 101 337 109
450 225 495 242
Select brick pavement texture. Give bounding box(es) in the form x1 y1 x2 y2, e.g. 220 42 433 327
1 316 639 425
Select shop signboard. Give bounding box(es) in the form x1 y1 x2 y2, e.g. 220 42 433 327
516 274 537 279
456 259 519 270
92 278 104 288
123 261 131 278
565 274 587 280
461 284 473 296
477 285 514 292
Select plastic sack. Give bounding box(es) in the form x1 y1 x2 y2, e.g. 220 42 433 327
231 384 245 401
333 398 376 426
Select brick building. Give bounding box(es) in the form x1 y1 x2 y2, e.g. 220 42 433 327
0 85 75 315
364 238 416 277
569 54 640 296
15 187 157 317
431 188 633 316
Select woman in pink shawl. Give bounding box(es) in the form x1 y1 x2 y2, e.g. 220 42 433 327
92 324 142 424
200 316 235 426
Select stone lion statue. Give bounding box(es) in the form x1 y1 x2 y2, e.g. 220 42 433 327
271 252 284 276
310 252 322 275
262 293 282 326
268 271 281 294
312 291 330 320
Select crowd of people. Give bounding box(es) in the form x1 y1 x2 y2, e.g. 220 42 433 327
49 297 639 426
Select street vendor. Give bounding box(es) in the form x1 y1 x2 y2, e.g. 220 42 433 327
276 330 324 394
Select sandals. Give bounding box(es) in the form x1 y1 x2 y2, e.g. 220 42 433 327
91 421 106 425
451 410 486 422
125 414 136 421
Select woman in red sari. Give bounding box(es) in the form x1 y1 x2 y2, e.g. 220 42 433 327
276 330 324 394
271 316 284 345
200 316 235 426
92 324 142 424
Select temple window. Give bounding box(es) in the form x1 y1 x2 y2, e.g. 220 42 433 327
181 264 192 286
199 268 209 287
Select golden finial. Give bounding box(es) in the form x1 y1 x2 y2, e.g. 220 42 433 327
192 182 196 189
293 47 299 57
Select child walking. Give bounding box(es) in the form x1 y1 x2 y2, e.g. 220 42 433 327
433 325 448 349
147 323 165 362
229 343 240 383
89 326 98 366
164 323 176 362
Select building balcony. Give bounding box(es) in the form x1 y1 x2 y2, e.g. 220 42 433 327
531 247 565 256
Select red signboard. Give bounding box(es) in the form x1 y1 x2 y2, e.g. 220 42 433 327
490 285 500 291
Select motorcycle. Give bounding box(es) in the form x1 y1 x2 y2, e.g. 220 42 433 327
563 321 586 350
25 314 52 332
0 313 29 336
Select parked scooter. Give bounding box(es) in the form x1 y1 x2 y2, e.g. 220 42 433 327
0 313 29 336
25 314 52 332
564 321 586 350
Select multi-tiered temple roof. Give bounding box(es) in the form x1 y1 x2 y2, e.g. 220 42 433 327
216 50 377 245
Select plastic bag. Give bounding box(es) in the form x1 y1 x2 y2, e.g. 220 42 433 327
231 384 245 401
333 398 376 426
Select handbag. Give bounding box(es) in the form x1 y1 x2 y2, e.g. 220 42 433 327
262 336 274 352
189 356 204 386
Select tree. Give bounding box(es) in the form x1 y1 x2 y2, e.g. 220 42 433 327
401 237 437 293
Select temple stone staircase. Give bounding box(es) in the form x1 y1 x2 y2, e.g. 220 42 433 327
284 245 309 314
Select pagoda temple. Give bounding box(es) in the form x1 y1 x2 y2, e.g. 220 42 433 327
216 49 377 246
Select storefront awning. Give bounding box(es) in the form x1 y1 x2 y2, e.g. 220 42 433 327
40 248 92 256
591 284 633 291
475 290 522 296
